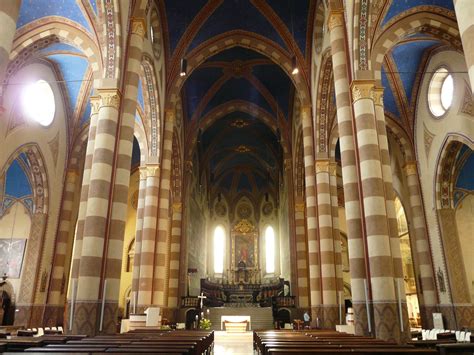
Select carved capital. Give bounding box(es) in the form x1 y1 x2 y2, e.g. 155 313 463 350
301 105 311 117
90 96 100 115
403 161 418 176
351 80 375 103
97 88 121 109
130 17 146 38
372 86 384 106
172 202 182 213
139 166 148 180
315 159 330 173
327 10 344 32
146 164 160 177
295 203 305 213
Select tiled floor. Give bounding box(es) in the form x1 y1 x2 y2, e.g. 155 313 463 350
213 330 253 354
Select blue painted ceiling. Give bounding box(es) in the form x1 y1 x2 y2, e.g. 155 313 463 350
382 0 454 26
455 145 474 191
200 112 280 196
17 0 93 32
163 0 310 55
4 159 32 199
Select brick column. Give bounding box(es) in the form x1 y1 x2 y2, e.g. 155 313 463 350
301 106 322 324
131 167 147 311
167 202 182 310
328 10 369 336
294 199 309 308
154 109 174 316
315 159 338 328
351 80 405 342
373 87 410 338
403 162 438 327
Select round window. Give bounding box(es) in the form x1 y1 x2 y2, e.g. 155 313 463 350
428 67 453 117
22 80 55 126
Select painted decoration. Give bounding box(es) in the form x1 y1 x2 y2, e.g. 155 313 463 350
0 239 27 278
234 234 254 268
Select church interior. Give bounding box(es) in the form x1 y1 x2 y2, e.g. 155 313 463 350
0 0 473 352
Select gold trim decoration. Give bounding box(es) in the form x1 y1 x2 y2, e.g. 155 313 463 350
372 87 384 106
66 169 78 182
351 80 375 103
231 119 249 128
165 109 176 122
235 145 251 153
295 203 305 212
329 161 338 176
97 88 121 109
130 17 146 38
284 158 292 171
403 162 418 176
327 11 344 32
232 219 254 234
315 160 330 173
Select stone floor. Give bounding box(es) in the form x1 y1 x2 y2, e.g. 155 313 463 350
213 330 253 354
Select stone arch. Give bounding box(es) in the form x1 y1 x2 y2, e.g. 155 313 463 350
1 144 49 215
313 0 326 55
142 56 161 158
385 117 415 162
134 116 149 166
10 22 102 82
371 11 460 81
167 30 311 107
315 48 333 154
435 134 474 210
294 129 305 198
149 6 163 63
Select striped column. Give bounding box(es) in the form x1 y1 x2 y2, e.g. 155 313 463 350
66 96 100 329
138 164 160 308
0 1 20 90
329 161 344 321
131 167 147 310
315 159 338 328
100 17 146 333
373 87 410 338
167 202 182 309
403 162 437 327
453 0 474 92
301 105 322 323
351 80 402 342
153 109 174 310
46 168 80 324
328 10 369 336
294 198 309 308
72 88 121 336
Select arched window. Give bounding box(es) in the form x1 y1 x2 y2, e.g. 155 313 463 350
428 67 454 117
213 225 225 274
265 226 275 274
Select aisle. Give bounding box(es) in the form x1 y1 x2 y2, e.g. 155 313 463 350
213 330 253 354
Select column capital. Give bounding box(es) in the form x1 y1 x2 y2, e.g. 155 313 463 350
66 169 79 181
165 109 176 122
403 161 418 176
315 159 330 173
372 86 384 106
139 166 148 180
146 164 160 177
327 10 345 32
301 105 312 116
130 17 146 38
172 202 182 213
329 161 338 176
295 203 305 212
90 96 100 115
351 80 375 103
97 88 121 109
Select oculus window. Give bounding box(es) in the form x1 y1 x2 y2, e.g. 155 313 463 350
428 68 453 117
22 80 55 126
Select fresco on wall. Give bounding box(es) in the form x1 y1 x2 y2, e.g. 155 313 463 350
0 239 27 278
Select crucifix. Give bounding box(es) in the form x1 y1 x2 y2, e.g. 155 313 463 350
198 292 207 309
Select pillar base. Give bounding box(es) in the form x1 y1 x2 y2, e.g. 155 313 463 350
66 301 118 336
311 306 324 328
321 305 339 329
373 302 410 343
352 302 371 337
419 304 436 329
42 305 65 327
13 304 44 328
438 303 474 329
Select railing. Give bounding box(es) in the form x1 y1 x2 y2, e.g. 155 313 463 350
274 296 296 307
181 296 199 308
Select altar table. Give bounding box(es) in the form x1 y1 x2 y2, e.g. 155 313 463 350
221 315 251 330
